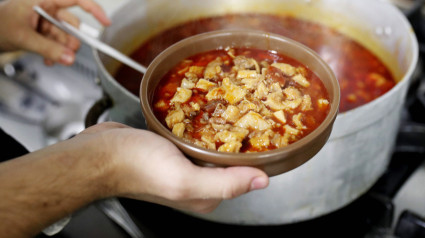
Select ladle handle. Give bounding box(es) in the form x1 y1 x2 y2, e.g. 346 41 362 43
96 198 145 238
33 6 147 74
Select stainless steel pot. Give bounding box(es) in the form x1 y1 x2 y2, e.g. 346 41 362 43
93 0 418 224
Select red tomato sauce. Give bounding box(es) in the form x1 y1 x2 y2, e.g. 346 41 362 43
114 14 396 113
152 48 330 152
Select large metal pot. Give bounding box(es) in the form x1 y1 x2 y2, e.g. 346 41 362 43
93 0 418 224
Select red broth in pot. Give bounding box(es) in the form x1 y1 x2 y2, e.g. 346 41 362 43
114 14 396 113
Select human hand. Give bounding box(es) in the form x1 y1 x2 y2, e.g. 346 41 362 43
81 122 269 213
0 121 269 237
0 0 110 65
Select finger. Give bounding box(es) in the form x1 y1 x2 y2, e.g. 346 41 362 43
65 34 81 51
186 166 269 200
37 11 80 51
57 9 79 27
47 26 68 46
56 10 81 50
41 0 111 26
44 24 79 52
37 20 74 53
44 58 54 66
23 30 75 65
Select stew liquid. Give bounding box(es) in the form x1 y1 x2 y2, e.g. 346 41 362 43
115 14 396 113
152 48 330 152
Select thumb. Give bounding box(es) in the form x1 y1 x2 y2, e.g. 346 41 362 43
24 31 75 65
189 166 269 200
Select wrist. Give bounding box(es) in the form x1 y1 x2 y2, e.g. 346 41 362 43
56 135 119 200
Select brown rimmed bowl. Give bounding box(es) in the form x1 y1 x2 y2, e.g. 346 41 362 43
140 30 340 177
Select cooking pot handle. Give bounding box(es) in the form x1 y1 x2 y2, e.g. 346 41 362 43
85 94 113 128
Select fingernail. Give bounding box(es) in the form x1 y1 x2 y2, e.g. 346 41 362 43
60 51 74 65
250 176 268 191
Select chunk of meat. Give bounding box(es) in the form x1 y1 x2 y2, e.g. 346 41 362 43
271 133 291 148
301 95 313 111
237 70 258 79
269 82 282 93
206 87 225 101
201 134 216 150
154 99 168 110
218 141 243 153
171 87 192 103
222 105 241 123
249 130 274 150
215 129 249 143
238 99 258 114
235 111 271 130
222 77 246 105
284 125 299 136
318 98 330 109
273 110 286 124
254 81 269 100
188 66 205 75
283 86 302 100
204 99 227 114
259 104 273 117
292 113 306 130
271 125 299 148
234 56 259 72
172 122 185 137
266 65 289 87
271 63 296 76
241 76 262 90
165 108 185 128
292 74 310 87
195 79 217 91
264 92 285 111
204 57 223 79
281 87 303 110
212 103 227 117
211 123 231 131
190 102 201 111
181 78 195 89
264 83 302 112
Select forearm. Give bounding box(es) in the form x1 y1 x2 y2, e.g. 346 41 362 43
0 139 114 238
0 122 269 237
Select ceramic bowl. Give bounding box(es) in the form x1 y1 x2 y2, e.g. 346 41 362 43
140 30 340 176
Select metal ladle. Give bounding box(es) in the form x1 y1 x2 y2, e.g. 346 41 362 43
33 6 147 74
